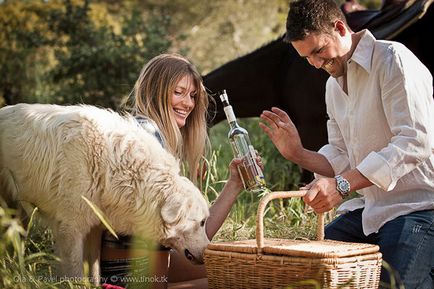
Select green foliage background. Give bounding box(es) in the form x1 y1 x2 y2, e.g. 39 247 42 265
0 0 381 107
0 0 291 107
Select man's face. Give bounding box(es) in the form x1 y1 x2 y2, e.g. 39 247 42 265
292 22 351 78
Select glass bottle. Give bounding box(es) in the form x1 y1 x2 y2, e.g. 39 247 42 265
219 90 266 192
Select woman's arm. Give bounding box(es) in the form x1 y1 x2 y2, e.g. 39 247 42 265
205 159 244 240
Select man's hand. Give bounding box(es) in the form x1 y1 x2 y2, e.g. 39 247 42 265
301 178 343 213
259 107 304 162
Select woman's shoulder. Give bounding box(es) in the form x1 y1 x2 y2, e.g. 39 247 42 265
135 115 166 147
135 115 157 129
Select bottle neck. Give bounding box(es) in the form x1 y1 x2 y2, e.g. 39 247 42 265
223 105 238 126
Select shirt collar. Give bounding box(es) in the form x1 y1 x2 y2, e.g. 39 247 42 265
349 29 376 73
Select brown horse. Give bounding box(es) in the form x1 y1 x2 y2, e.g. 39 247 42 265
204 0 433 156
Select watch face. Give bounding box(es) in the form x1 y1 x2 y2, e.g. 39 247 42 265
338 180 350 192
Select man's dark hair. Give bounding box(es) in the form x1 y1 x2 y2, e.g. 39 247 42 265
284 0 347 42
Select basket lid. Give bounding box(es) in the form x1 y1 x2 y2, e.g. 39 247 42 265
207 238 380 258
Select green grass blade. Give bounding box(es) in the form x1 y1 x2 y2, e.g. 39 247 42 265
81 196 118 239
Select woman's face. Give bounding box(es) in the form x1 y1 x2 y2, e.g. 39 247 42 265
171 74 197 128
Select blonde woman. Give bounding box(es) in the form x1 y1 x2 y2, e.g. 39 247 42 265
101 53 253 289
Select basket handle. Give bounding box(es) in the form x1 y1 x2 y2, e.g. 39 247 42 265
256 191 325 251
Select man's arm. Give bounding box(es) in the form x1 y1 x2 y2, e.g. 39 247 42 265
260 107 373 212
302 168 373 213
259 107 334 176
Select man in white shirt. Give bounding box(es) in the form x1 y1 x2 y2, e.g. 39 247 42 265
260 0 434 288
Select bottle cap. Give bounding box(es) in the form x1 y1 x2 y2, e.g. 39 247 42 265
218 90 228 102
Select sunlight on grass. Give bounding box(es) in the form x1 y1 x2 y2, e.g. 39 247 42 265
208 118 319 241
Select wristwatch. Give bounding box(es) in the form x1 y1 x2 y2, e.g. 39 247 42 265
335 175 350 198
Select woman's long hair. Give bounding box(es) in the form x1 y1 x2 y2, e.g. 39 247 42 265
127 53 210 183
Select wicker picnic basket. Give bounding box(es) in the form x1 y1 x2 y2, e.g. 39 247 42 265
204 191 382 289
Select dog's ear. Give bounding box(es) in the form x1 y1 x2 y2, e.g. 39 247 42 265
161 194 188 225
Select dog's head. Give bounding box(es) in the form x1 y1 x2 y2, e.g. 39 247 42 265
160 176 210 264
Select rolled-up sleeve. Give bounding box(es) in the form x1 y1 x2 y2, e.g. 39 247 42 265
318 118 351 176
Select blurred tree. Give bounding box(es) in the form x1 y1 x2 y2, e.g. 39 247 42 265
0 0 382 108
176 0 289 73
0 0 173 108
118 0 288 74
47 0 172 108
0 1 54 105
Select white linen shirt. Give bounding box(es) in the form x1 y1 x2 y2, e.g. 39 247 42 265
318 29 434 235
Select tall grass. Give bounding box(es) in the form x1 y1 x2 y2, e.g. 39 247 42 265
0 118 400 288
1 200 70 288
207 118 320 241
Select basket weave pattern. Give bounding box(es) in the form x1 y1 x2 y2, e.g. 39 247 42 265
204 191 382 289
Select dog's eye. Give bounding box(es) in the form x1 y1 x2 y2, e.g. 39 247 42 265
200 219 206 227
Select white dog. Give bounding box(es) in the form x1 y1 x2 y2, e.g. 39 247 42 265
0 103 210 281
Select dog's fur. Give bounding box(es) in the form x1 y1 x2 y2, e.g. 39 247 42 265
0 103 210 281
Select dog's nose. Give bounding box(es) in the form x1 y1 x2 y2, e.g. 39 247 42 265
185 249 195 261
184 249 205 264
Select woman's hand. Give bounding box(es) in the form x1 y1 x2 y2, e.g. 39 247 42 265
227 158 244 191
207 154 264 240
227 153 264 192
